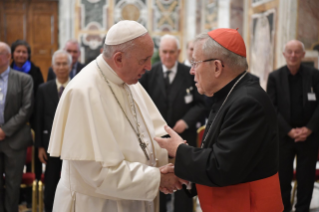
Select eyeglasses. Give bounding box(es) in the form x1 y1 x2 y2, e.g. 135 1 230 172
191 58 224 68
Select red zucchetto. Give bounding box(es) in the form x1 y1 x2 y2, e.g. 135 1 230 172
208 28 246 58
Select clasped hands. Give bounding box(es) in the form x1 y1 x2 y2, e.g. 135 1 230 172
288 127 312 142
159 163 188 194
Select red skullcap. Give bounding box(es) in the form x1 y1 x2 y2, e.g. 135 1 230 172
208 28 246 57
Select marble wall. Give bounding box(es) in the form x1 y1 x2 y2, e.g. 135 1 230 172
58 0 319 71
59 0 195 64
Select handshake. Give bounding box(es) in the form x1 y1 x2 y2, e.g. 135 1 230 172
159 163 188 194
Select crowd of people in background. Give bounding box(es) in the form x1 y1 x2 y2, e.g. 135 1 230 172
0 27 318 212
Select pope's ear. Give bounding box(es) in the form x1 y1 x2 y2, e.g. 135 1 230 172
113 52 124 68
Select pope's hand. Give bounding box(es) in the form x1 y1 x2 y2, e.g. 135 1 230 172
154 126 185 157
159 163 189 194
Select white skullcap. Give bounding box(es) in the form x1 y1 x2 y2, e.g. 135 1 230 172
105 20 148 45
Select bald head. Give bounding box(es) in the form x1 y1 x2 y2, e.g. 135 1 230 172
283 40 305 52
0 42 12 73
283 40 305 72
0 42 11 54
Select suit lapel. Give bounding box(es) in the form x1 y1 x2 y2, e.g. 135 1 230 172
5 69 15 110
49 81 59 106
157 65 166 98
301 67 309 107
281 69 291 116
169 64 184 101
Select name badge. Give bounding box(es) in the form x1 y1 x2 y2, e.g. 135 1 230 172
308 93 316 101
185 87 194 104
308 87 316 101
185 94 193 104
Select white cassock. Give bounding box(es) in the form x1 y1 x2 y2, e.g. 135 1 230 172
48 55 168 212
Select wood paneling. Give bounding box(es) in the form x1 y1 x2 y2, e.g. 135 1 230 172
0 0 58 81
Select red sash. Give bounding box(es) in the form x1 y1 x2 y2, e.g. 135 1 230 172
196 173 283 212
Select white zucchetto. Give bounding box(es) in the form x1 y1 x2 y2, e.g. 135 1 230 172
105 20 148 45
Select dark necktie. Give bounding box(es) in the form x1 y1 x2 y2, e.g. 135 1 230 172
164 70 171 92
58 86 65 98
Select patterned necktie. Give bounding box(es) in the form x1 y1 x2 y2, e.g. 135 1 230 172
164 70 171 92
58 86 65 98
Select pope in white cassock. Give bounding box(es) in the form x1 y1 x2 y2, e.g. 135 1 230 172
47 21 184 212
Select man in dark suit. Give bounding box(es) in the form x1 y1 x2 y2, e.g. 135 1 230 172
267 40 319 212
0 42 33 212
47 39 85 81
36 50 72 212
139 34 206 212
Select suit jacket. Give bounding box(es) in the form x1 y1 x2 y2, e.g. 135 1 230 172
2 69 34 150
47 62 85 81
140 62 206 146
267 65 319 141
35 80 59 151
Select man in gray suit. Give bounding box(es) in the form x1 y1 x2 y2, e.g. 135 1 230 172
0 42 33 212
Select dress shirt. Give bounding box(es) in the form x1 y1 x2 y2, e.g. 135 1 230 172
0 67 10 125
56 78 70 92
184 59 191 67
287 67 305 127
162 62 178 84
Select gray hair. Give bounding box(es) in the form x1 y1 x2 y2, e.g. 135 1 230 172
64 39 80 51
103 33 147 59
52 50 72 66
160 34 180 50
194 33 248 70
0 42 11 54
283 40 305 52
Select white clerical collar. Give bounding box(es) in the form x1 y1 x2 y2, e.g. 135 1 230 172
97 54 124 85
56 78 70 91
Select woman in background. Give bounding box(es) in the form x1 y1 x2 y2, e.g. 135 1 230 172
11 40 44 98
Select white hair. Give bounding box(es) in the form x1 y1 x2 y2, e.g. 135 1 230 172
283 40 305 52
160 34 180 50
194 33 248 70
103 33 147 58
52 50 72 66
0 42 11 54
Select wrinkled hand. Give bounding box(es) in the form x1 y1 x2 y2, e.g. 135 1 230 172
38 147 48 164
173 120 187 134
294 127 312 142
0 128 6 140
155 126 186 157
159 163 188 194
288 129 298 139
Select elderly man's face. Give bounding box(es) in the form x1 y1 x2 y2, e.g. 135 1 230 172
0 45 11 70
64 42 80 66
119 34 153 85
53 54 71 80
283 40 305 68
159 38 180 69
190 41 215 97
